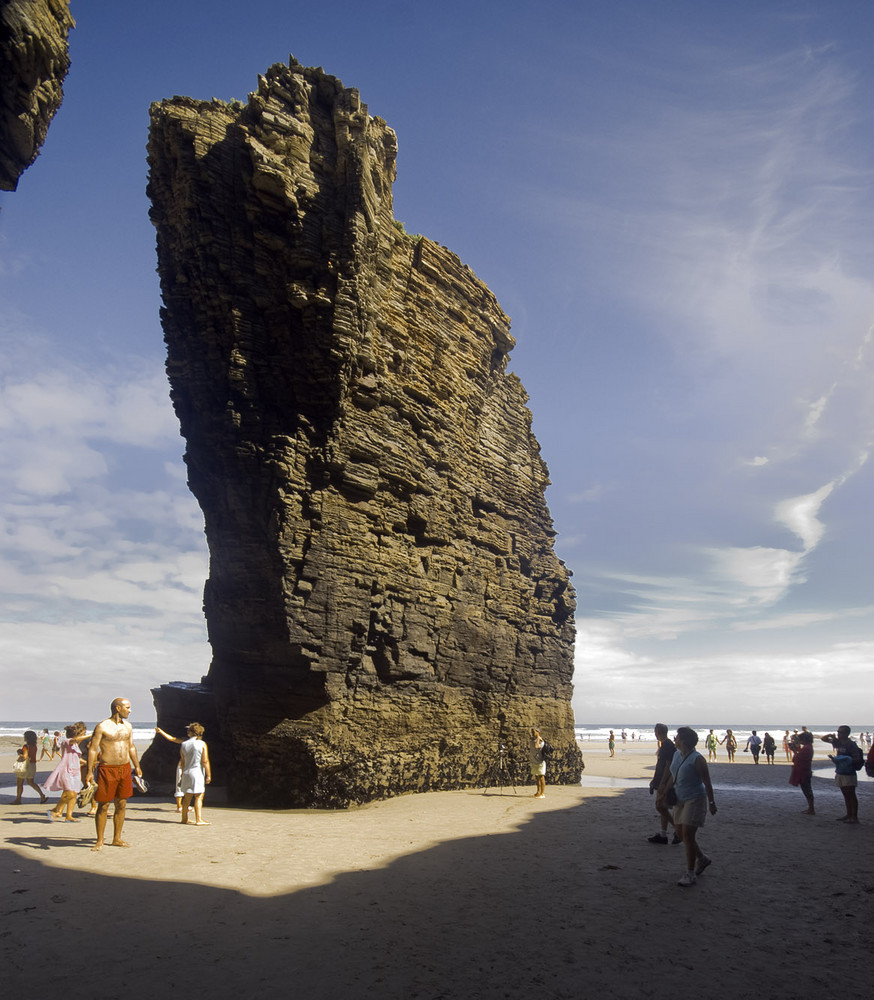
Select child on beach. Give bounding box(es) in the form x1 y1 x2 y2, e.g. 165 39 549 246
44 722 90 822
155 725 188 811
13 731 47 805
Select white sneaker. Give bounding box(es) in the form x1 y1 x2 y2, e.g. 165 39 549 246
677 871 697 887
695 855 712 875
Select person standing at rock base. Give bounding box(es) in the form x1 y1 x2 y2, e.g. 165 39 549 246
529 728 546 798
86 697 143 851
179 722 211 825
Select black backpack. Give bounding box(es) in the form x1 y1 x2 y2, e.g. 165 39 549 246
848 741 864 772
540 740 554 759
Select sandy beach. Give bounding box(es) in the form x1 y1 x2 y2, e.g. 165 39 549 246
3 739 872 996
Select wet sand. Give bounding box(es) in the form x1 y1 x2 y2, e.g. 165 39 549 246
3 741 872 996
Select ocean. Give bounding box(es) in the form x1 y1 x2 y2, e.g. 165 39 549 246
4 721 871 747
1 721 158 744
575 723 874 746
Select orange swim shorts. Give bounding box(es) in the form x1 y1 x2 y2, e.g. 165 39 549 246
96 763 133 803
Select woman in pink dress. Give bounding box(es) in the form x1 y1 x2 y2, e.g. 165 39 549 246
44 722 89 822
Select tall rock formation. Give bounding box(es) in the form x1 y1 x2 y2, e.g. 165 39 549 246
146 57 580 807
0 0 74 191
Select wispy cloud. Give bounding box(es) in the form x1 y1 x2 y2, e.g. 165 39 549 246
0 329 209 716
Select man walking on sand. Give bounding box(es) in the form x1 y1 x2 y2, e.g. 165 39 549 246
85 697 143 851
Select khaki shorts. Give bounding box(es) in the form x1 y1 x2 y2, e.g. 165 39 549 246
835 772 858 787
673 796 707 828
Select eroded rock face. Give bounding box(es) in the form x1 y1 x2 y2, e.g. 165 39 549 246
0 0 74 191
145 58 580 806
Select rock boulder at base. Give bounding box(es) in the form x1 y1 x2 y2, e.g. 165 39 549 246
144 57 581 807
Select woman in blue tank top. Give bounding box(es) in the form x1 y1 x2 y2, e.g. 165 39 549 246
657 726 717 887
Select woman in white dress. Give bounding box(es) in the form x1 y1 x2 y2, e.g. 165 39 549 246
179 722 211 825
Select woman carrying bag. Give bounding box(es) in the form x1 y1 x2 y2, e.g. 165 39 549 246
657 726 717 887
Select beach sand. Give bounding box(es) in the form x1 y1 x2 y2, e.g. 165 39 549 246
3 740 872 996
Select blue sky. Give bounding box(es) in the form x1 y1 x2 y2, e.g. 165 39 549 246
2 1 873 725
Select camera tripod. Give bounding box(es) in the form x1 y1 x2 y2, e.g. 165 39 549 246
481 742 518 795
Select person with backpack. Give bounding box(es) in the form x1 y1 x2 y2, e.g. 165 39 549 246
818 726 863 824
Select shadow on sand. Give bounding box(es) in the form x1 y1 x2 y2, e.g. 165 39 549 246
4 769 873 997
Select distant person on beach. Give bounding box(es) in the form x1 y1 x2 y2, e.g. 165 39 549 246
179 723 211 825
658 726 717 887
762 733 776 764
44 722 89 822
51 731 61 758
38 729 53 761
86 697 143 850
608 731 615 757
718 729 737 762
818 727 862 824
647 723 678 844
529 727 546 798
13 730 47 804
789 730 815 814
745 731 762 763
783 730 792 761
704 729 718 762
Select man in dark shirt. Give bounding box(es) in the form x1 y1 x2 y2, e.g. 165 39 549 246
648 723 679 844
819 726 861 824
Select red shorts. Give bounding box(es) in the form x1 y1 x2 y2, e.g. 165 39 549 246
96 763 133 803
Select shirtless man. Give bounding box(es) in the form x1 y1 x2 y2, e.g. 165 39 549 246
85 697 142 850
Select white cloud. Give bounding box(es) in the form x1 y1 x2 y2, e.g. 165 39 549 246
704 545 805 607
572 614 874 723
775 482 834 550
732 605 874 632
0 333 210 717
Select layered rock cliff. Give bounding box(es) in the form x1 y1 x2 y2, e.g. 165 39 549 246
0 0 74 191
145 57 580 806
